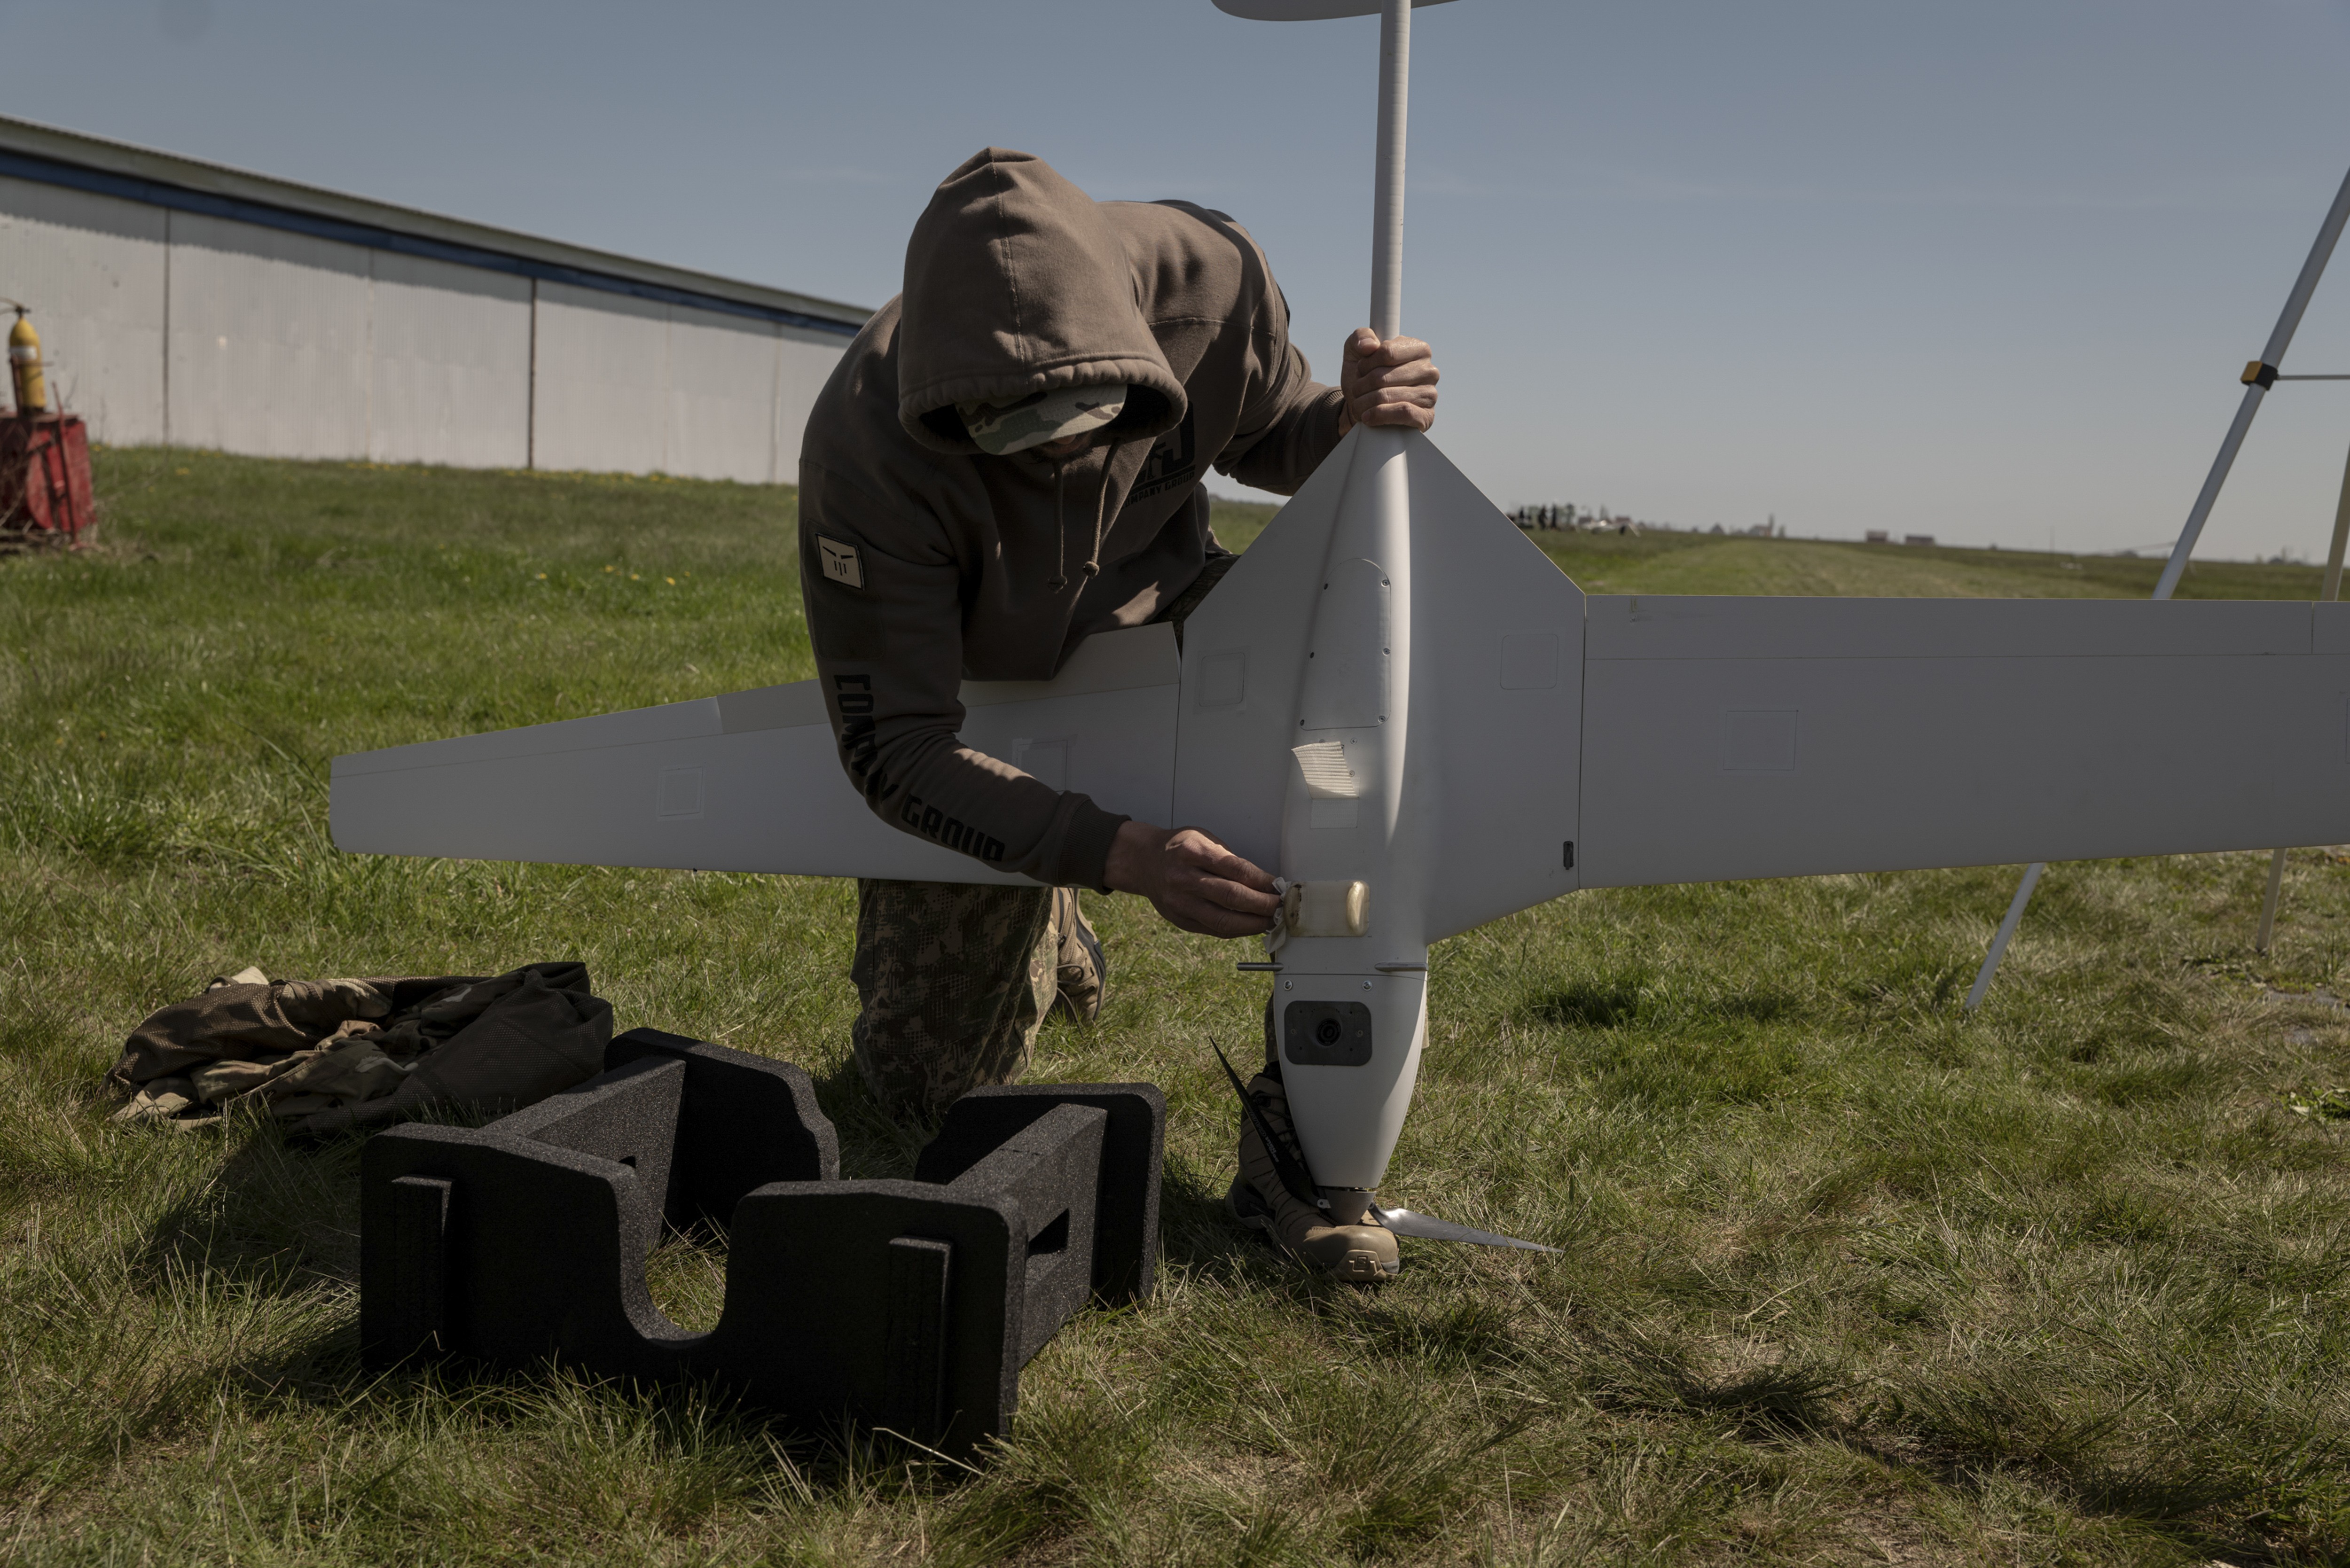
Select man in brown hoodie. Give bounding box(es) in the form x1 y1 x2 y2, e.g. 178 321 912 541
800 149 1438 1279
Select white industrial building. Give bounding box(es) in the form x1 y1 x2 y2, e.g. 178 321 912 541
0 116 868 482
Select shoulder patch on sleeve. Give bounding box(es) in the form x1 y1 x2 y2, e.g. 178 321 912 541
817 536 865 590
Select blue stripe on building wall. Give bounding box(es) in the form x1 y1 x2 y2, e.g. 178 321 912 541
0 146 864 339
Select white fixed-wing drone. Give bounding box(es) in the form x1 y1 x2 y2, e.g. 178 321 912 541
331 0 2350 1248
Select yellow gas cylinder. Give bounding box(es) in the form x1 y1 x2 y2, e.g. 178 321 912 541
9 307 46 415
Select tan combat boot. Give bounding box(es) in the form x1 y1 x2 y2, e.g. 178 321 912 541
1225 1070 1399 1282
1050 888 1105 1023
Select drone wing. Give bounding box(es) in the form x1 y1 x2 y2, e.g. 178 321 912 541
329 624 1181 882
334 434 2350 920
1576 595 2350 888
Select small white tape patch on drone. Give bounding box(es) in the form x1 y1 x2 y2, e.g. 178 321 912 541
1292 740 1360 799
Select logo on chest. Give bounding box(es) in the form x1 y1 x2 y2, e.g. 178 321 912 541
1127 414 1198 503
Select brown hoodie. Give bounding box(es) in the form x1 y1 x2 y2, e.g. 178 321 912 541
799 149 1345 889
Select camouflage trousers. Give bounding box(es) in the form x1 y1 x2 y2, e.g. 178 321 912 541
851 881 1101 1123
850 551 1240 1124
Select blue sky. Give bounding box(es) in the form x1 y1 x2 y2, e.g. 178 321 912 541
14 0 2350 557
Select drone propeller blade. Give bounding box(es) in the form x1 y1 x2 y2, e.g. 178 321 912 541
1211 1039 1326 1211
1373 1205 1559 1253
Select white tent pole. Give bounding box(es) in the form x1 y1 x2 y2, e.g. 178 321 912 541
2255 849 2289 951
2152 162 2350 601
1968 158 2350 1007
2252 429 2350 952
2325 433 2350 602
1370 0 1410 341
2150 390 2272 602
1964 861 2044 1011
1963 857 2046 1008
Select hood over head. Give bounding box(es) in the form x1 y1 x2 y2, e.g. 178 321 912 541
898 148 1187 455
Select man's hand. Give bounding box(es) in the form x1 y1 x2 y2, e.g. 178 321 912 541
1338 328 1440 436
1104 819 1281 937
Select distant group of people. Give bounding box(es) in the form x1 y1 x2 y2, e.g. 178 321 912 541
1512 504 1635 535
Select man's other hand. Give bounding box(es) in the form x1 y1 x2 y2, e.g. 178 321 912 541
1338 328 1439 436
1105 820 1281 937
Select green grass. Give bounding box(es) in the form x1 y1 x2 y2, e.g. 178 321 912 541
3 448 2348 1565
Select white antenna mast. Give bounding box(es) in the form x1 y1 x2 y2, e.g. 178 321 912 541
1213 0 1456 340
1370 0 1410 339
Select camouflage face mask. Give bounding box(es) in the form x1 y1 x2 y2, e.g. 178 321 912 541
956 384 1128 456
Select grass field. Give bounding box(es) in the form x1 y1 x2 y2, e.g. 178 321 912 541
3 447 2348 1566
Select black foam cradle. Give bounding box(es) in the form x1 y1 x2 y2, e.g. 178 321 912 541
360 1027 1165 1459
